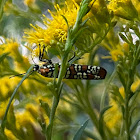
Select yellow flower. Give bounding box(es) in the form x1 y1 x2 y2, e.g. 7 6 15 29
104 87 125 134
131 79 140 92
108 0 138 20
0 39 19 56
0 77 20 99
102 28 130 62
4 128 18 140
24 0 35 6
24 0 79 49
132 0 140 18
104 81 140 134
103 44 124 61
0 39 22 63
25 103 39 117
119 86 125 98
104 101 122 134
109 46 124 61
0 100 10 119
15 110 36 130
78 53 89 65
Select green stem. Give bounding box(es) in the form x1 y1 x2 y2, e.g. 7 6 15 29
125 96 130 140
46 96 60 140
46 51 69 140
46 1 94 139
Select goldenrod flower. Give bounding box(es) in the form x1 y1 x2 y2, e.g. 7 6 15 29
4 129 18 140
131 79 140 92
132 0 140 18
0 77 20 99
103 44 125 61
0 100 12 119
25 103 39 118
24 0 79 49
24 0 35 6
108 0 138 20
15 110 36 130
0 39 19 56
104 87 125 134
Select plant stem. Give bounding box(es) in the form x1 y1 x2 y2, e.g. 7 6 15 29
46 1 93 139
46 96 60 140
125 97 130 140
46 47 69 140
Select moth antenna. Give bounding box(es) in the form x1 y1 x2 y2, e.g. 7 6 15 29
9 72 27 79
9 70 35 79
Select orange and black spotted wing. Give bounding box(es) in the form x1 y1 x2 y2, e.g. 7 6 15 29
37 63 107 80
65 64 107 80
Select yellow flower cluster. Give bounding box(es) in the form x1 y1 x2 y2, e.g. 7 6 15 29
0 39 19 56
0 100 13 119
24 0 79 49
108 0 138 20
104 87 125 134
103 43 129 61
104 78 140 134
0 77 20 99
4 128 18 140
15 110 36 130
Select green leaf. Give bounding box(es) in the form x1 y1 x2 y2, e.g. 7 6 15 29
80 18 89 27
130 119 140 133
72 26 88 45
0 0 7 20
61 15 69 29
119 33 130 44
110 84 124 103
0 129 8 140
39 99 51 118
84 130 100 140
0 52 10 62
99 106 112 135
129 89 140 107
73 119 89 140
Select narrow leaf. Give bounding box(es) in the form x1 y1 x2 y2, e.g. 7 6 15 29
84 130 100 140
73 119 89 140
1 65 35 131
130 119 140 133
72 26 88 45
80 18 89 27
61 15 69 29
0 0 7 20
0 52 9 62
119 33 130 44
39 99 51 117
99 106 112 135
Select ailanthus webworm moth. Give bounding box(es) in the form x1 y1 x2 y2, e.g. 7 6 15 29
32 45 107 80
33 63 107 80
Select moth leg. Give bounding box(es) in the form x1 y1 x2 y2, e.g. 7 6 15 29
68 52 82 64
